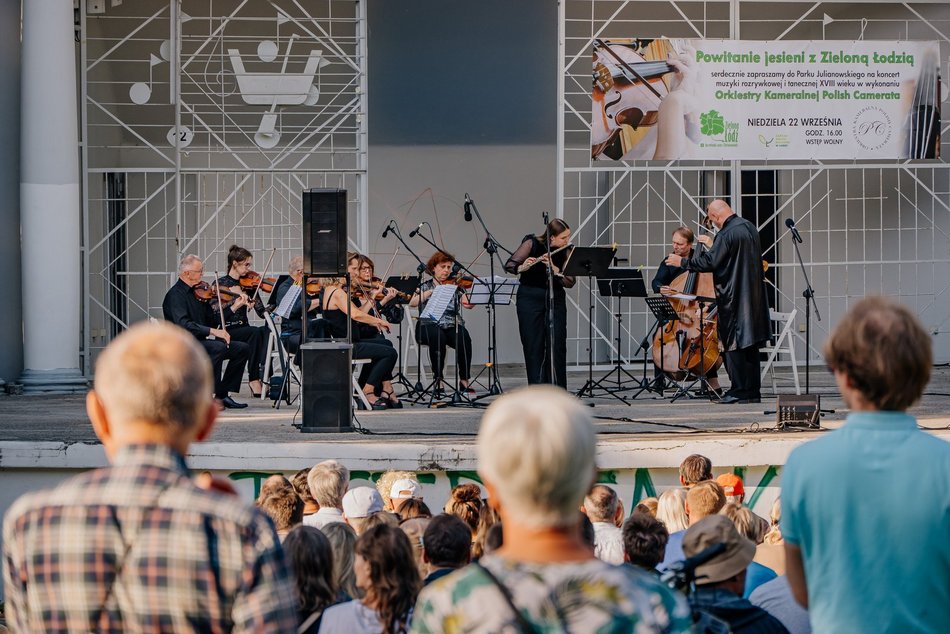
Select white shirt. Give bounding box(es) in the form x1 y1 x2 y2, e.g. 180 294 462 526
304 507 345 529
592 521 625 565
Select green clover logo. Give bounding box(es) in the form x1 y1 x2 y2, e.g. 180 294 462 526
700 110 725 137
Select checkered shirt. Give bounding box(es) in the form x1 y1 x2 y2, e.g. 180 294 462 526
2 444 298 633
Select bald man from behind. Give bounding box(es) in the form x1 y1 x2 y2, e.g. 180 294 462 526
2 322 298 633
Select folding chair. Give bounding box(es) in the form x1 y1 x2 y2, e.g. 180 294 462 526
760 308 801 395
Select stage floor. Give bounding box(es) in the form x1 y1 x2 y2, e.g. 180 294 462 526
3 365 950 444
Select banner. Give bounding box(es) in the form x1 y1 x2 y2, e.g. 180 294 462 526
591 39 941 161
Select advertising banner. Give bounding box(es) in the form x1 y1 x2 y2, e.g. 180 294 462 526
591 39 941 161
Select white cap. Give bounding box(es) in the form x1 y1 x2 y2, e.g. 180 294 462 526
389 478 422 500
342 486 384 518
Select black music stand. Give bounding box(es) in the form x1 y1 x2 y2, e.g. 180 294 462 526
567 246 618 399
628 295 681 400
385 275 420 397
579 269 648 399
670 294 717 403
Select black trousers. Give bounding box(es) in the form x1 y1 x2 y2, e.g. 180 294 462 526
353 338 397 393
516 285 567 389
226 324 268 381
200 339 249 398
415 321 472 381
723 345 762 397
357 332 395 388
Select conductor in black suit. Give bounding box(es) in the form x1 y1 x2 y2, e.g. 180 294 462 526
162 254 249 409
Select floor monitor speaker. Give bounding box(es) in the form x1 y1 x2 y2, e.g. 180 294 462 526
300 342 352 432
303 188 347 275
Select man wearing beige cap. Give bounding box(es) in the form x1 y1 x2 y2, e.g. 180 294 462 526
683 515 788 633
342 486 385 535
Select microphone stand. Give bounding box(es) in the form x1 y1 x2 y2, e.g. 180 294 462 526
541 212 557 387
384 222 431 399
411 230 482 408
788 224 821 394
464 195 512 396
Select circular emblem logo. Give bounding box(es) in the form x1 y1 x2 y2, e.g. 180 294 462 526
851 106 892 151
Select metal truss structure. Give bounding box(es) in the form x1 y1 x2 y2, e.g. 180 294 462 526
80 0 367 365
559 0 950 370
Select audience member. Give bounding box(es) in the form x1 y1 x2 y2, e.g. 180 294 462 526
306 460 349 529
471 503 500 560
443 483 483 536
376 470 420 513
257 473 294 502
782 296 950 632
397 497 432 520
679 453 712 488
259 485 304 541
754 498 785 575
484 522 503 554
721 503 776 597
635 496 658 517
411 386 691 632
422 514 472 586
683 516 789 634
579 512 596 549
389 478 424 514
1 322 297 631
717 472 745 505
364 510 401 531
320 524 421 634
583 484 625 564
750 576 811 634
343 486 386 535
614 497 625 528
284 526 338 633
656 488 689 533
660 480 726 571
293 467 320 519
398 517 431 580
622 512 669 573
321 521 359 601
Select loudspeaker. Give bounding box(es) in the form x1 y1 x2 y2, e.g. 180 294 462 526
303 188 347 275
300 342 353 432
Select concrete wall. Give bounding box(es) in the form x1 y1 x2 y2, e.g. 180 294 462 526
0 0 21 382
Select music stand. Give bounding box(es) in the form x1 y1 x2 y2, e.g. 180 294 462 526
580 269 648 398
385 275 421 397
566 246 618 399
628 296 682 400
467 276 518 397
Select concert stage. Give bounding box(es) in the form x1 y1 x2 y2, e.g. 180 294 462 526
2 366 949 518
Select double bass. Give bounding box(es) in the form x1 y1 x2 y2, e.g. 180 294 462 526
651 265 722 381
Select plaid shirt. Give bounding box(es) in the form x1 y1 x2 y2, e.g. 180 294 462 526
2 444 298 633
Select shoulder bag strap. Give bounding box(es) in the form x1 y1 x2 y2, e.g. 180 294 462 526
472 562 539 634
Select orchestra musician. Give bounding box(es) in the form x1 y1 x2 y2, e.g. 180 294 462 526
347 252 404 408
217 245 269 398
651 227 722 395
504 219 575 389
409 251 474 396
664 200 770 404
319 277 398 410
162 254 249 410
270 256 321 357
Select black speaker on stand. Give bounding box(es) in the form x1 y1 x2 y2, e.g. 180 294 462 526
300 342 353 432
303 188 347 275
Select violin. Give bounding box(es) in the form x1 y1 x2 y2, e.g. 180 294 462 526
445 275 475 290
352 276 411 303
239 270 278 294
192 280 241 306
305 277 323 297
592 38 675 160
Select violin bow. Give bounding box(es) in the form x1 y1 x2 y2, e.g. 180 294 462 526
212 271 228 344
248 247 277 308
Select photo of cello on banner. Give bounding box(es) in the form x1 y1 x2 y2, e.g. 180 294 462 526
592 38 941 161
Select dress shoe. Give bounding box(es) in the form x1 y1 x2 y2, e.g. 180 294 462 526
221 396 248 409
717 394 761 405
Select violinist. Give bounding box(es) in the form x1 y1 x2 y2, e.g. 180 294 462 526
409 251 474 396
161 254 249 410
664 200 771 404
270 256 321 357
319 277 397 410
504 219 575 389
217 245 268 398
651 227 721 395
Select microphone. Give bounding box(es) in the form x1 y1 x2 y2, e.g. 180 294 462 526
785 217 803 243
463 194 473 222
381 221 393 239
409 222 425 238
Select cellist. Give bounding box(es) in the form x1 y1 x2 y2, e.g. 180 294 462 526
652 226 722 396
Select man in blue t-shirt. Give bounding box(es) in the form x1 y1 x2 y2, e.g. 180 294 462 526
782 296 950 633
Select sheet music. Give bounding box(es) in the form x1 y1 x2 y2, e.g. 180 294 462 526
273 283 302 319
421 284 457 321
467 276 519 306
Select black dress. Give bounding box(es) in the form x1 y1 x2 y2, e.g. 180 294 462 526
504 234 575 389
321 287 397 393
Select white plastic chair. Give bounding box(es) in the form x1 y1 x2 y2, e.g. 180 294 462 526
760 308 801 395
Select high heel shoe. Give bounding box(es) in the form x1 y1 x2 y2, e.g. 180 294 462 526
248 381 263 399
381 390 403 409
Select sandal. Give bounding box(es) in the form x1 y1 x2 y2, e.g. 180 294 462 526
367 396 388 411
382 391 403 409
